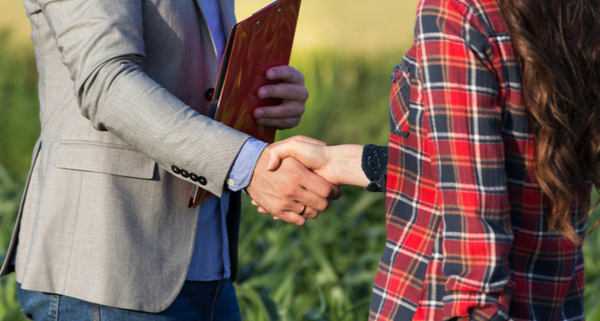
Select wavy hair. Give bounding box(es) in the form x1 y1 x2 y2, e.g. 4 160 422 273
498 0 600 244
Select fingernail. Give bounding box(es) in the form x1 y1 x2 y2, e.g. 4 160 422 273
254 109 264 118
258 88 267 98
267 70 276 78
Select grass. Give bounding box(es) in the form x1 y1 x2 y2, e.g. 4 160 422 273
1 30 600 320
0 30 39 179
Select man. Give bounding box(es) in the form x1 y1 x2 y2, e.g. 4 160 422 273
0 0 340 319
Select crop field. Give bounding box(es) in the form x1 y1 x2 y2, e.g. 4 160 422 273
1 0 600 320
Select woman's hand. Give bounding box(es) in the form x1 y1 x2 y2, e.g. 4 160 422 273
267 136 342 186
268 136 369 188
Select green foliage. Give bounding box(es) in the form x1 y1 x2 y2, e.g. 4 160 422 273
0 165 28 320
233 51 398 320
584 193 600 321
236 187 386 321
0 30 34 321
0 30 40 180
279 51 401 146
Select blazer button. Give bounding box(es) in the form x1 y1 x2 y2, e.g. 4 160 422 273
204 88 215 101
180 169 190 178
198 176 207 186
190 173 199 182
171 165 181 174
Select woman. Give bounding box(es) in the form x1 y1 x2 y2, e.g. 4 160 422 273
257 0 600 319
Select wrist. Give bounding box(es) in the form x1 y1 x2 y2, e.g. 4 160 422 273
329 144 369 187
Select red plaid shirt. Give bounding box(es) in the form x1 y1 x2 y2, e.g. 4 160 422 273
369 0 587 320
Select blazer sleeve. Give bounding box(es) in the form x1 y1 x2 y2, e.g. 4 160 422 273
37 0 250 196
416 0 514 319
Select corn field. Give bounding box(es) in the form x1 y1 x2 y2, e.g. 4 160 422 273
1 31 600 321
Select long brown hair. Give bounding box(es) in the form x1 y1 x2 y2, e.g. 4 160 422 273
498 0 600 244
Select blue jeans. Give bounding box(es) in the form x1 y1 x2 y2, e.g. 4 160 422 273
17 279 241 321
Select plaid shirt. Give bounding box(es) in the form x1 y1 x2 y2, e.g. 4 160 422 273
369 0 587 320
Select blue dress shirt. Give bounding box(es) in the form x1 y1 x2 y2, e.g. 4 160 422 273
186 0 268 281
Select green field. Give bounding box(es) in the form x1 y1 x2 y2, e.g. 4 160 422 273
1 1 600 319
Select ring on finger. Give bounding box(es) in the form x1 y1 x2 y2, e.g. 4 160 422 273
298 205 307 216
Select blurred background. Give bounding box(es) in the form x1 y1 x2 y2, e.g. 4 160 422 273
1 0 599 320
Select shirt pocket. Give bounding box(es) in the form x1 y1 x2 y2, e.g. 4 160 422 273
389 63 411 138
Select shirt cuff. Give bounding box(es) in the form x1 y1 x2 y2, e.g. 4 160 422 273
226 138 268 192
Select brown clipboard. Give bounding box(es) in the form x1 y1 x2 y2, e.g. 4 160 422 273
189 0 302 208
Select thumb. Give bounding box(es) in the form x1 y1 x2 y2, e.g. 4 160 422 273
267 142 296 171
292 135 327 146
267 136 327 171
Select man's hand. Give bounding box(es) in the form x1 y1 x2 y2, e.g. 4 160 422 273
253 65 308 129
246 145 341 225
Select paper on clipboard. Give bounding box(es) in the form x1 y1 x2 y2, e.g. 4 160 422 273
189 0 302 208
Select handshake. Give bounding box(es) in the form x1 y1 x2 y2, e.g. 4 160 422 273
245 136 369 225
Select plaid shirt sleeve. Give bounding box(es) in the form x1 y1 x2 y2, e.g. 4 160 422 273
419 1 514 318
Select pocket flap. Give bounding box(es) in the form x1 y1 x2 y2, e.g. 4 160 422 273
390 64 411 137
56 140 155 179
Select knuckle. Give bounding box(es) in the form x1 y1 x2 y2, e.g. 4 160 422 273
305 210 319 219
316 202 328 212
280 185 296 198
289 171 304 183
300 88 309 101
282 68 294 80
315 184 333 198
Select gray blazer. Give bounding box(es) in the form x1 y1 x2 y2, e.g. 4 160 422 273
0 0 251 313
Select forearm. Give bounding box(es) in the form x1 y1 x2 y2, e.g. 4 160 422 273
83 58 249 196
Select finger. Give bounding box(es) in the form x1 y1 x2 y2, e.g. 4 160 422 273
254 103 304 120
300 168 342 201
270 135 325 147
257 116 302 129
257 83 309 101
267 140 302 171
301 207 320 220
265 65 304 85
282 158 339 210
292 136 327 146
274 210 307 226
251 199 259 207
